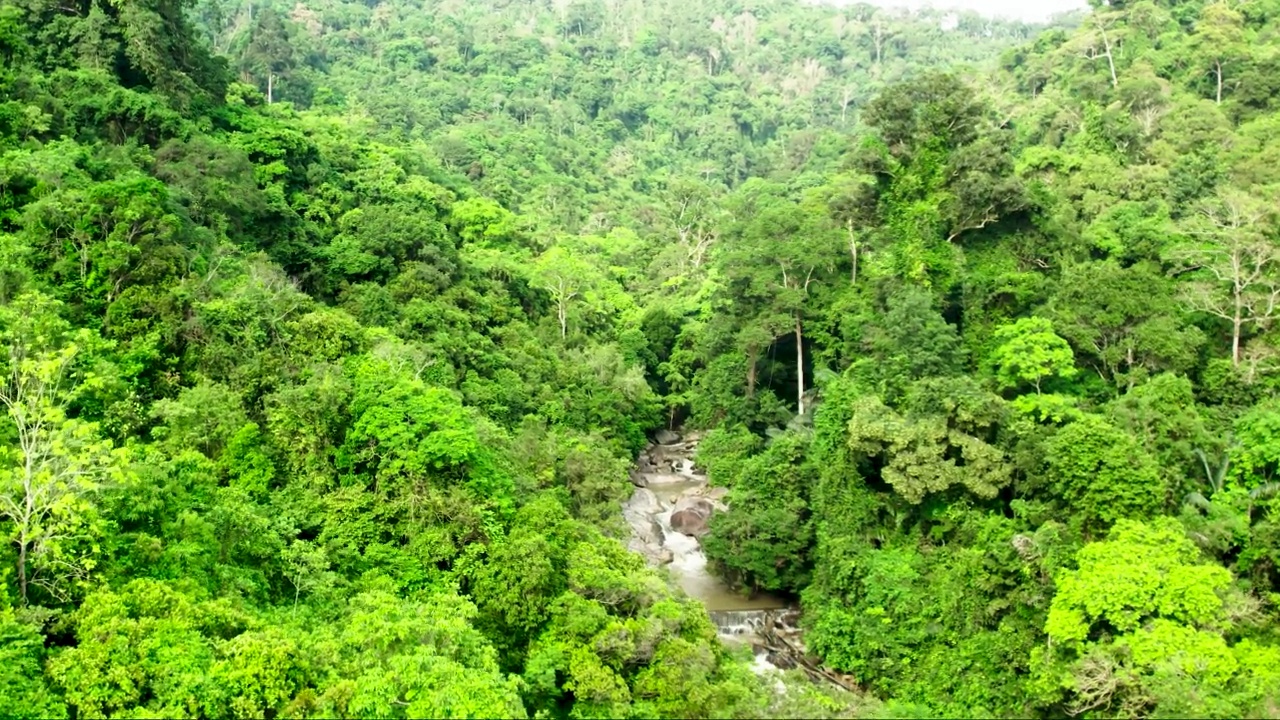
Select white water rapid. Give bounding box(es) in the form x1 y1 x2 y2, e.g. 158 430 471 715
621 430 859 691
621 429 802 674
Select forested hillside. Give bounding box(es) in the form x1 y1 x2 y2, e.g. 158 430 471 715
2 0 1280 717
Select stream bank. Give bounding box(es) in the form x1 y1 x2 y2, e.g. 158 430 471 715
622 429 786 613
622 429 844 683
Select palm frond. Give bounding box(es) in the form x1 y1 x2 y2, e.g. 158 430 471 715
1195 448 1213 487
1249 482 1280 501
1183 491 1212 513
1213 444 1234 494
1193 442 1234 495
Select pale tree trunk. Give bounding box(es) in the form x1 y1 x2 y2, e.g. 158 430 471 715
1099 23 1117 88
1125 345 1136 393
847 219 859 285
1233 299 1243 366
795 314 805 416
1 344 103 604
746 347 758 398
545 279 576 340
17 531 27 602
267 72 275 104
1216 60 1223 105
12 387 42 603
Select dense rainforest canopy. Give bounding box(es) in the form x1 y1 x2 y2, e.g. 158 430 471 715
2 0 1280 717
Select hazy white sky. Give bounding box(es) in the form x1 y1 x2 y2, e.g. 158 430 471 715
863 0 1089 22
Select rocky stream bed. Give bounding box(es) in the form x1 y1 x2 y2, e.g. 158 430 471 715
621 430 859 691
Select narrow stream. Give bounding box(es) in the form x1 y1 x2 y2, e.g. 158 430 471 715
622 431 794 649
620 434 860 692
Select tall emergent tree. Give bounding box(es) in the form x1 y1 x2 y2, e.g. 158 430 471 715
0 295 122 602
718 182 841 416
1170 189 1280 366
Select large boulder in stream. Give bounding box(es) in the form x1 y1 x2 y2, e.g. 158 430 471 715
671 497 716 537
655 428 681 445
624 488 661 517
622 489 668 559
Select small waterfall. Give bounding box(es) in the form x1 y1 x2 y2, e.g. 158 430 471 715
623 442 851 690
622 430 791 654
709 608 802 639
709 609 771 638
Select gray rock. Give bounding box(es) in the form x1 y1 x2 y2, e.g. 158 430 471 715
627 523 664 552
655 429 681 445
644 473 692 487
658 548 674 565
629 470 648 488
674 496 716 515
671 498 716 537
624 488 660 515
670 509 710 537
697 486 729 503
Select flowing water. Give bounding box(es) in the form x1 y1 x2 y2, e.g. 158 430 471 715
622 433 856 689
622 432 790 649
655 502 787 613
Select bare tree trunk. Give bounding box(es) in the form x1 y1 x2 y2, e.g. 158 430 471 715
1099 23 1117 88
1232 312 1242 367
1125 346 1136 392
795 314 805 416
847 219 858 285
746 348 758 398
17 537 27 602
558 301 567 339
267 72 274 104
1216 60 1223 104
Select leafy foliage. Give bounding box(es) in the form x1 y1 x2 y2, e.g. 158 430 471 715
5 0 1280 716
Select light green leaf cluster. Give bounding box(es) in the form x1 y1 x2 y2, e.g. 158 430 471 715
990 317 1076 395
846 394 1010 504
1046 519 1231 645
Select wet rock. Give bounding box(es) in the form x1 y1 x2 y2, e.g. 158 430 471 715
670 509 706 536
646 441 698 466
655 429 681 445
658 548 674 565
644 473 692 487
671 498 715 537
636 454 656 473
629 470 649 488
695 486 729 503
623 488 660 519
674 495 715 514
628 520 661 547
